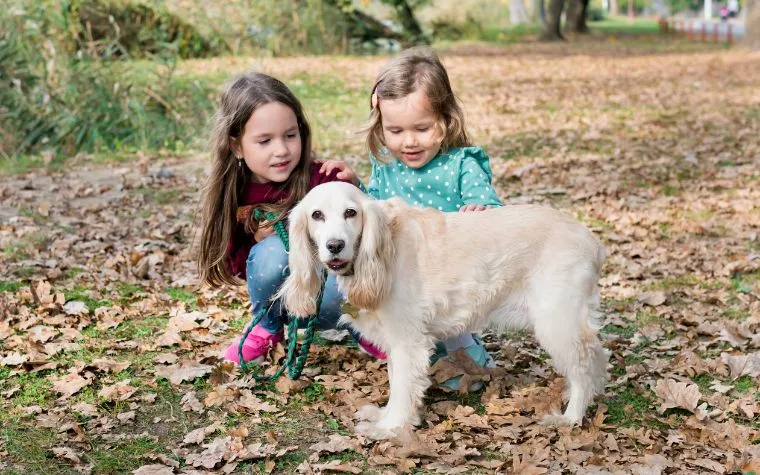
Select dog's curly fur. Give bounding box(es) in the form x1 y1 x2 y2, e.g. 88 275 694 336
278 182 608 439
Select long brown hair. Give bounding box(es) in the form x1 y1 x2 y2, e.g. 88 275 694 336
197 72 314 288
366 47 470 162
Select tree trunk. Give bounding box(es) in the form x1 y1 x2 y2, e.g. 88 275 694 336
747 0 760 48
609 0 619 16
565 0 590 33
510 0 531 25
538 0 566 40
534 0 547 25
385 0 429 45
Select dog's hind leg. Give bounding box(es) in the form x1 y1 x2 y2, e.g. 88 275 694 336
531 283 607 425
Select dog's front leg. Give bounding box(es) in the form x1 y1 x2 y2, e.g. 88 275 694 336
356 343 432 439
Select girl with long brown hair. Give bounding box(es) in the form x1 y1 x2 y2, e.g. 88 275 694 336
197 72 384 364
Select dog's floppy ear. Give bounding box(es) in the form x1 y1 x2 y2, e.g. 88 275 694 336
277 201 322 317
346 199 395 310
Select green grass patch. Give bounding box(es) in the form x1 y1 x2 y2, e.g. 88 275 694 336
302 382 327 403
692 373 713 395
0 154 51 176
605 385 653 427
286 73 367 153
731 270 759 295
64 285 113 311
647 274 723 291
166 287 197 308
1 241 31 260
116 282 145 301
448 390 486 415
487 24 542 43
0 415 71 475
87 435 170 474
496 132 548 161
136 185 182 205
113 315 168 341
0 281 23 293
721 307 751 320
603 322 636 338
733 376 756 395
588 17 661 35
2 371 54 408
662 183 681 197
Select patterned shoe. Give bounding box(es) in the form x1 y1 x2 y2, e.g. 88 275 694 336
432 334 495 392
223 325 284 365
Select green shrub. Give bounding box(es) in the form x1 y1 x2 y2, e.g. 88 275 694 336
71 0 229 60
0 1 216 159
587 6 607 21
430 14 484 41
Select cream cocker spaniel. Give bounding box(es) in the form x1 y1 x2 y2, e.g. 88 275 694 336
278 181 608 439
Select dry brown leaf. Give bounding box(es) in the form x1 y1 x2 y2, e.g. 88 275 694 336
310 460 362 474
309 434 361 455
52 447 82 464
88 358 131 374
181 391 205 413
637 291 667 306
185 436 231 469
49 370 92 399
0 352 28 366
132 464 175 475
98 380 138 401
720 352 760 379
654 378 702 414
183 423 220 446
155 362 213 385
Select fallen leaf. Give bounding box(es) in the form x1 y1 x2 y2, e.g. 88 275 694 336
49 370 92 399
98 380 138 401
654 379 702 414
88 358 131 374
132 464 175 475
309 434 361 455
310 460 362 473
0 352 28 366
52 447 82 464
720 352 760 379
637 291 667 307
185 436 231 469
155 362 213 385
62 301 88 315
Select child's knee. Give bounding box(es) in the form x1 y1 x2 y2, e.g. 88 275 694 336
246 236 289 289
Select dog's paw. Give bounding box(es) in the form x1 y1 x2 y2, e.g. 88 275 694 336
356 404 384 422
540 412 582 427
355 420 398 440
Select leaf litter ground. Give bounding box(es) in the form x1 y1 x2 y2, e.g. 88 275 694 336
1 41 759 474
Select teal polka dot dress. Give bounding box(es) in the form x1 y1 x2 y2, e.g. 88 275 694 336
367 146 503 211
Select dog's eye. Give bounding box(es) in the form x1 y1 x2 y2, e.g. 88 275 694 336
344 208 357 219
311 210 324 221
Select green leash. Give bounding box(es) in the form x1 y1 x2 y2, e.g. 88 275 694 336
238 209 325 381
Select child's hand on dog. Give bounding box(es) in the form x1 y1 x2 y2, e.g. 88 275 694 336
320 160 359 186
459 204 488 213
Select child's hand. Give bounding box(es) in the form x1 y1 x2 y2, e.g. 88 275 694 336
254 225 275 242
320 160 359 185
460 204 488 213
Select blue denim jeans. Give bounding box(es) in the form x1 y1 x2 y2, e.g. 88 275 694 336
245 235 359 338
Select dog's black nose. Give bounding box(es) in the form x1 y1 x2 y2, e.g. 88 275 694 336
326 239 345 254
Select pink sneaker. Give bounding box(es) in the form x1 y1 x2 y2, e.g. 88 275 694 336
358 337 387 360
223 325 284 365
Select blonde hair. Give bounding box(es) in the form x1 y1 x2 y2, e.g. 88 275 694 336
197 72 314 288
366 47 470 162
